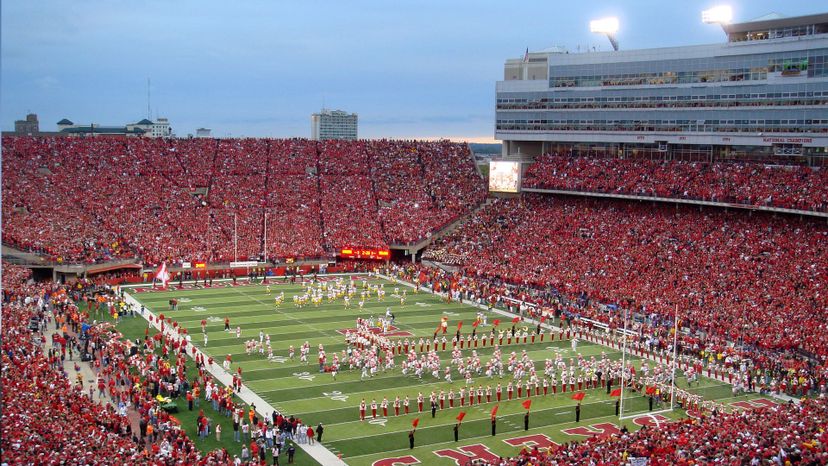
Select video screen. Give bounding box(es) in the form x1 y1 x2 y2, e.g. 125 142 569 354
488 161 521 193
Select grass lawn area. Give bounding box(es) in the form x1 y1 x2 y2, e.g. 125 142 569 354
125 275 773 465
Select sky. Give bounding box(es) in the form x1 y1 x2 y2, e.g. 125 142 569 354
1 1 822 142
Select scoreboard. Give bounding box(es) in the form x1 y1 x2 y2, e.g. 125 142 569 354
339 248 390 260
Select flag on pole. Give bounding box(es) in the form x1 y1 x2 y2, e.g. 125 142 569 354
492 319 500 327
610 388 622 397
456 411 466 422
523 47 529 62
491 405 499 417
522 399 532 410
412 418 419 428
571 392 586 401
646 386 656 395
457 321 463 330
512 316 521 324
156 262 170 288
472 320 479 328
540 315 547 323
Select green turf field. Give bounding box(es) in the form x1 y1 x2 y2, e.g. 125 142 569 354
128 275 772 466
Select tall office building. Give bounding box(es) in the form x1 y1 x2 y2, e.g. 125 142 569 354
496 12 828 165
311 109 358 140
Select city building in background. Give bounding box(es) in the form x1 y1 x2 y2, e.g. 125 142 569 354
53 117 173 137
196 128 212 138
311 109 358 140
496 12 828 165
13 113 39 135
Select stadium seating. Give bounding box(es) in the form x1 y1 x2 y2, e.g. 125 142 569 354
524 153 828 212
503 398 828 465
0 264 147 463
424 195 828 361
1 136 484 264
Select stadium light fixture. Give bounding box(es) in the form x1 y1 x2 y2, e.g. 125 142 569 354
702 5 733 24
590 17 620 51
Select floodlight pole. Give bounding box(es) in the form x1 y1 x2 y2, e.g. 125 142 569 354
263 212 268 261
234 213 238 263
618 306 629 418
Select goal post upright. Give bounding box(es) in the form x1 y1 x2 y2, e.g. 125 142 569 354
670 303 679 411
618 304 678 422
618 306 629 419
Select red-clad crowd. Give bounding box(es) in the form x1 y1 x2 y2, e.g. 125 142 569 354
2 136 484 264
422 195 828 363
497 399 828 465
524 153 828 212
1 264 149 464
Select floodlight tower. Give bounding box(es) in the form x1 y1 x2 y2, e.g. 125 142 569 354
702 5 733 33
590 17 620 51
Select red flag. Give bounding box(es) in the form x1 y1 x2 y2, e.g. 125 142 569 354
610 388 622 397
522 399 532 410
512 316 520 324
490 405 499 417
456 411 466 422
457 321 463 330
646 386 656 395
540 315 547 323
472 320 479 328
411 418 419 428
492 319 500 327
571 392 586 401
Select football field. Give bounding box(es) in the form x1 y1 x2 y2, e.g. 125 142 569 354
129 275 773 466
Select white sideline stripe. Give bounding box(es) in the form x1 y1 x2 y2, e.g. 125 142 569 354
124 291 344 466
377 273 564 334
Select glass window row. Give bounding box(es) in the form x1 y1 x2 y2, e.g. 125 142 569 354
496 118 828 133
550 55 828 87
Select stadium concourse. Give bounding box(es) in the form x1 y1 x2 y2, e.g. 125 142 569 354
2 135 828 465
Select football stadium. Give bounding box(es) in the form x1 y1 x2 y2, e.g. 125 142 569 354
2 3 828 466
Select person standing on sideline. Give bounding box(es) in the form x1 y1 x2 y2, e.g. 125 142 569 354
216 423 222 442
453 423 459 442
524 411 529 430
491 416 497 436
408 430 415 449
316 423 324 443
576 402 581 422
307 425 314 445
271 444 280 466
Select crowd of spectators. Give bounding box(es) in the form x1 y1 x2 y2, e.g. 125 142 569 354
524 153 828 212
422 194 828 363
1 263 149 463
2 136 484 264
0 260 333 464
497 398 828 465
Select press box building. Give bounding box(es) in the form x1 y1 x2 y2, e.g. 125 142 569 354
496 12 828 165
